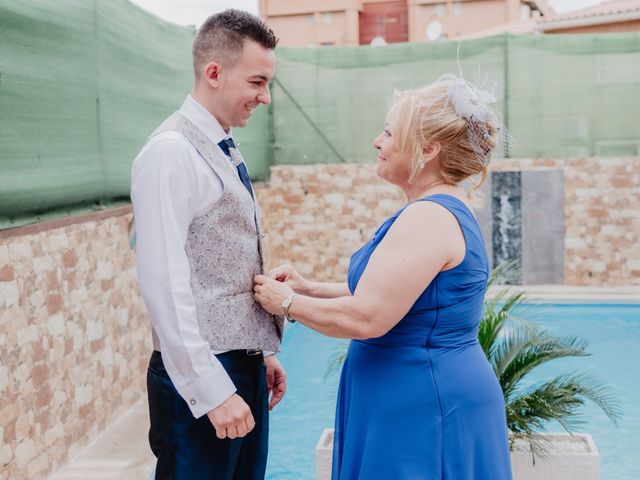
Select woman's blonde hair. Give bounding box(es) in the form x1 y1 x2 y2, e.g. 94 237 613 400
387 77 500 193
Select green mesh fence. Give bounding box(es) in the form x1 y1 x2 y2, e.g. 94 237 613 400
1 0 639 228
506 33 640 157
0 0 194 227
272 33 640 165
272 36 507 165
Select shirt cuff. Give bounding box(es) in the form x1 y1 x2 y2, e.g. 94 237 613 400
263 351 276 357
177 368 237 419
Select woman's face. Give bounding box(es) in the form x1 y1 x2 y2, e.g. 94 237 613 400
372 115 411 186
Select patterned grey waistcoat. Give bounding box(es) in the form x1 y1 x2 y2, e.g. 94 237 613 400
148 112 283 352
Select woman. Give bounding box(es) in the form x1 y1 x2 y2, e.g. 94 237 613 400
254 75 512 479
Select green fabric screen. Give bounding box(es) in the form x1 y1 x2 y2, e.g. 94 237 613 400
0 0 194 226
272 33 640 165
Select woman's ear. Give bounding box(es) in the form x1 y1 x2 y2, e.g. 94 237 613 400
423 141 441 160
420 142 441 168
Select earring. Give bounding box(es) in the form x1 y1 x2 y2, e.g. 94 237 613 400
418 158 426 170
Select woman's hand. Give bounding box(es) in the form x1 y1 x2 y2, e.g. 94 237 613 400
254 275 295 316
268 264 311 295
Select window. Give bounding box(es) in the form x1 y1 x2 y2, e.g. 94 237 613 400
435 3 446 17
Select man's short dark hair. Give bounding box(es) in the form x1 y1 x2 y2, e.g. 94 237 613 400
192 9 278 77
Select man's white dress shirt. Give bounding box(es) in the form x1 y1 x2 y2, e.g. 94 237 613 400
132 95 238 418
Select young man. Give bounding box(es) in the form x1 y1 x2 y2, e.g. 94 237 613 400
131 10 286 479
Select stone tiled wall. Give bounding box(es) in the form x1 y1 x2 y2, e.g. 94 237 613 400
0 208 150 480
257 158 640 286
255 164 406 281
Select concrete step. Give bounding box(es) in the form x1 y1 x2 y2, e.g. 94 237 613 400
48 400 154 480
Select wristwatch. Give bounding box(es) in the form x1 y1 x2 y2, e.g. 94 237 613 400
281 293 298 323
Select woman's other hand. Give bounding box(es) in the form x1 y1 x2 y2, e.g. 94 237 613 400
268 264 310 294
254 275 295 316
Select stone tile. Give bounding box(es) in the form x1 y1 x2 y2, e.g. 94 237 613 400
0 265 13 282
14 438 37 468
33 255 54 273
8 241 33 261
0 280 20 308
0 243 9 267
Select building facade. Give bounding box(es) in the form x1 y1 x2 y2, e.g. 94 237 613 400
259 0 553 46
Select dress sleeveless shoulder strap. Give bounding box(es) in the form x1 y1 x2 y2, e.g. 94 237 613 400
412 194 479 230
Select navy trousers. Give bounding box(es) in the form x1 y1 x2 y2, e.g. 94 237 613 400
147 350 268 480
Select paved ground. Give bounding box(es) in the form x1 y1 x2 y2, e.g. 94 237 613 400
48 400 154 480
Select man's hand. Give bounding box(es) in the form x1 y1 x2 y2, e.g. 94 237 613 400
264 355 287 411
207 393 255 439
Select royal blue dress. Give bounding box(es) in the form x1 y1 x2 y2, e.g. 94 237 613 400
332 194 512 480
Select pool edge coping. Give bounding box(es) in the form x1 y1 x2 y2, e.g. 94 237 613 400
487 285 640 304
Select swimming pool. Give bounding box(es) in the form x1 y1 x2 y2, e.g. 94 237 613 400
266 303 639 480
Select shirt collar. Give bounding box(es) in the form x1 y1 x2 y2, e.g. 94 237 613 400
178 95 231 146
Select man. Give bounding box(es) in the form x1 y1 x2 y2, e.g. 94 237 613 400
131 9 286 479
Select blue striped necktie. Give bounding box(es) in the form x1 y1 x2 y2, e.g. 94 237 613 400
217 137 254 199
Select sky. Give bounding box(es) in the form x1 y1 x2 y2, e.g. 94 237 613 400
128 0 608 27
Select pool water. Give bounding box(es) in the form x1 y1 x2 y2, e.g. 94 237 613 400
266 304 639 480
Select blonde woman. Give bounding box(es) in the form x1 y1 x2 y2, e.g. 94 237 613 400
254 76 512 479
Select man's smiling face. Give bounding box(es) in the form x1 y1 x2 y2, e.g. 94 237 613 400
214 40 275 130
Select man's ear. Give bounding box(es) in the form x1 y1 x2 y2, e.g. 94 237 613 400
203 61 222 87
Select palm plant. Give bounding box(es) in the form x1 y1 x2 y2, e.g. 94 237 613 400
482 262 622 459
326 261 623 460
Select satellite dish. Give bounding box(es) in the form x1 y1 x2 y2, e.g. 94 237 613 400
370 36 388 47
426 20 443 41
